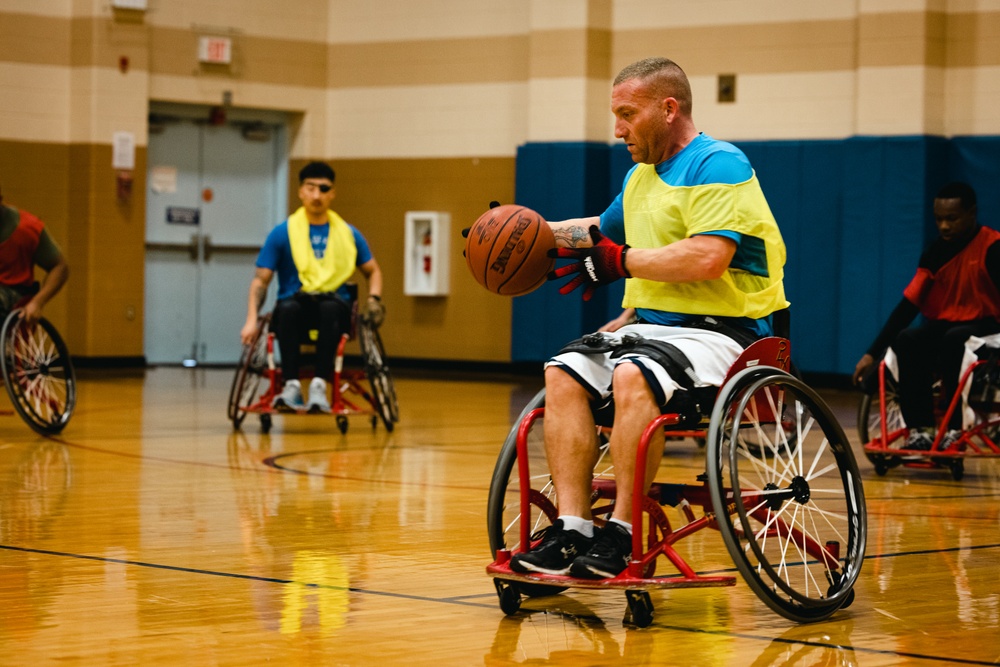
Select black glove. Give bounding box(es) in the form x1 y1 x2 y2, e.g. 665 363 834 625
366 295 385 327
547 226 631 301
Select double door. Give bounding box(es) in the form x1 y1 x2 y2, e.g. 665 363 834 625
144 106 286 365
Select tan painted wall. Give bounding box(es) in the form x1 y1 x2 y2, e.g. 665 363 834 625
2 0 1000 361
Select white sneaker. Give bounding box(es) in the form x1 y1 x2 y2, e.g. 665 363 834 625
273 379 304 412
307 377 331 414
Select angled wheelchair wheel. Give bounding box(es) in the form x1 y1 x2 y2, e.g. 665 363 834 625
227 315 269 430
486 388 615 597
358 317 398 431
857 372 906 473
1 310 76 436
707 367 866 623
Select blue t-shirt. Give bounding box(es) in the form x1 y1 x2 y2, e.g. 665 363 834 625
256 220 373 300
598 133 773 337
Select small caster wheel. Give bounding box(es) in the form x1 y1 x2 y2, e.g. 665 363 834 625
826 570 856 609
336 415 349 434
260 413 272 434
694 437 706 449
494 579 521 616
872 456 888 476
625 590 653 628
371 415 378 430
949 458 964 481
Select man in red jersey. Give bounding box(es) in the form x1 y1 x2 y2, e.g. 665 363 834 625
853 182 1000 449
0 184 69 326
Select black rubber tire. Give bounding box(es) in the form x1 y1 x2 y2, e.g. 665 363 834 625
228 315 269 430
358 318 399 430
1 310 76 435
707 367 867 623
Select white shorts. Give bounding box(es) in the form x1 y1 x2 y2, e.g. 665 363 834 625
545 324 745 407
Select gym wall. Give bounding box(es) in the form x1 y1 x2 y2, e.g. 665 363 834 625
1 1 998 375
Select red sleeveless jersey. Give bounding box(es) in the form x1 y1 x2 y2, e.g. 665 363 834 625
903 226 1000 321
0 208 44 287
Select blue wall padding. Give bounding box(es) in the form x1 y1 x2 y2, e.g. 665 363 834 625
512 135 1000 375
511 143 613 362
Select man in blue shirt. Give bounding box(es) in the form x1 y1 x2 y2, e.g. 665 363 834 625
240 162 383 413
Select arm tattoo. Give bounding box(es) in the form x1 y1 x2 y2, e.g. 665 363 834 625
553 225 593 248
252 284 267 310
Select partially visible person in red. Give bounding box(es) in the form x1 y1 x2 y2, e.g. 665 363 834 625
0 184 69 327
853 181 1000 449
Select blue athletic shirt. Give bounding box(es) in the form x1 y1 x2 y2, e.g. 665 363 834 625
599 133 774 338
256 220 373 301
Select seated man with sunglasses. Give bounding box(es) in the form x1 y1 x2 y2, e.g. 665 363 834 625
240 161 384 413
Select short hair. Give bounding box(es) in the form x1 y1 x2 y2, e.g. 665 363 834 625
614 57 692 114
298 161 335 183
936 181 976 210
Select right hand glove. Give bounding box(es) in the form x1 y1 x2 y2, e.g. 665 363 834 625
547 226 631 301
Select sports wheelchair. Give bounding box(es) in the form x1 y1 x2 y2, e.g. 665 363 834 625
227 288 398 435
486 337 866 627
858 342 1000 481
0 304 76 436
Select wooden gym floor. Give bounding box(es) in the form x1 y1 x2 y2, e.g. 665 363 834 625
0 367 998 666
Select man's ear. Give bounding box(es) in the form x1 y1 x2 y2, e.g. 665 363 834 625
663 97 678 121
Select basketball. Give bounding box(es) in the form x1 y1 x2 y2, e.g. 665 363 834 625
465 205 555 296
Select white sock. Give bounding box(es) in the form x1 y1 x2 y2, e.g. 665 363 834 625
558 515 594 538
609 518 633 534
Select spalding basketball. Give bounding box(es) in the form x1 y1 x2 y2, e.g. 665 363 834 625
465 205 555 296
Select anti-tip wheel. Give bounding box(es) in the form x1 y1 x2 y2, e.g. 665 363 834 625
494 579 521 616
625 590 654 628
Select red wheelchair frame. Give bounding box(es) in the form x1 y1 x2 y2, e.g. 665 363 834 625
860 356 1000 481
487 337 866 627
227 306 398 435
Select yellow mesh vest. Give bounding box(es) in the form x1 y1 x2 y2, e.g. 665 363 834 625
622 165 788 319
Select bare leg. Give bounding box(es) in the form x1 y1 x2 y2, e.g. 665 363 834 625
607 362 663 524
544 366 599 519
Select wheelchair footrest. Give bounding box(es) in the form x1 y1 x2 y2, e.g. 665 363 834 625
486 560 736 590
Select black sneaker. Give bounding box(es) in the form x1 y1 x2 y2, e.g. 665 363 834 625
570 522 632 579
509 519 593 575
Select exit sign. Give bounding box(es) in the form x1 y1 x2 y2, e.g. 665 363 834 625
198 36 232 64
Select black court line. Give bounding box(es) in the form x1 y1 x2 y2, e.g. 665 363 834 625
3 543 996 665
0 543 486 608
43 437 486 492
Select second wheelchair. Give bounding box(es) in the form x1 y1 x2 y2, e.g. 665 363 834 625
1 305 75 436
227 304 398 435
858 341 1000 481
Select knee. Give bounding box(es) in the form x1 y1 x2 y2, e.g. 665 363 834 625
544 365 588 403
942 328 971 350
611 362 654 405
274 299 300 321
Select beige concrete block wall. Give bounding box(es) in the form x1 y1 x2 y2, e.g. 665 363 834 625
2 0 1000 361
